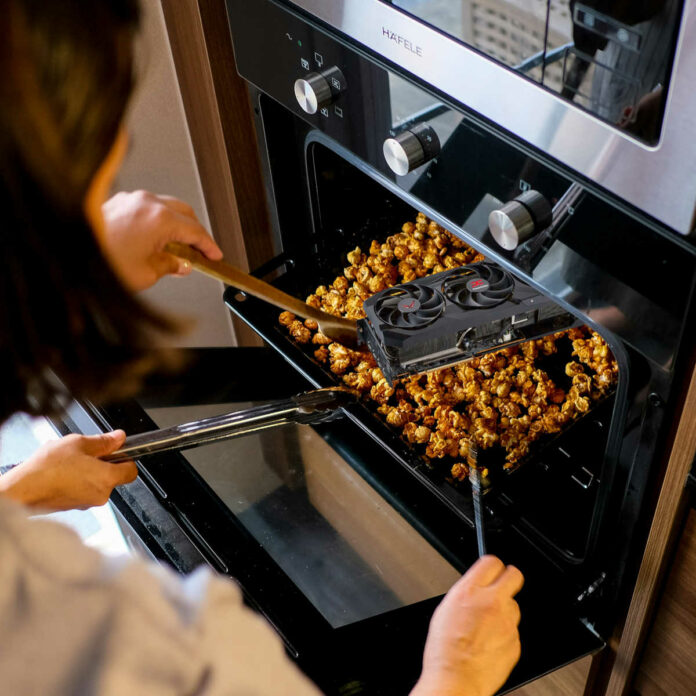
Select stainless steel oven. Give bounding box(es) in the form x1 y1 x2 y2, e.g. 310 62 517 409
281 0 696 235
55 0 696 694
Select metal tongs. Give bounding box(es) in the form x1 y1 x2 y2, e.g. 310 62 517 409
103 387 357 463
467 442 487 557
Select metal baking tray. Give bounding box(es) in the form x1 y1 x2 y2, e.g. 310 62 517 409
224 272 613 548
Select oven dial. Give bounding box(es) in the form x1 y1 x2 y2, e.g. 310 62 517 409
383 124 440 176
488 190 552 251
294 67 345 115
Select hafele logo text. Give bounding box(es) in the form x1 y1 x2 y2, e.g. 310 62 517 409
381 27 423 57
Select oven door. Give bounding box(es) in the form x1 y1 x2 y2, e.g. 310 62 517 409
52 346 603 695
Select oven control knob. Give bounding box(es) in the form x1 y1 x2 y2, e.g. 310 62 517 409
294 72 332 115
294 67 345 115
488 190 553 251
383 124 440 176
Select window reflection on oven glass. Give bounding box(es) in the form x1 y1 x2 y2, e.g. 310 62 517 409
146 403 460 628
551 0 680 137
388 0 681 143
391 0 549 78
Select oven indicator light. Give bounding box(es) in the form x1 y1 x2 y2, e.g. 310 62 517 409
297 40 302 47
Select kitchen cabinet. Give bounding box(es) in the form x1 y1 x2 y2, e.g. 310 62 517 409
633 509 696 696
509 657 592 696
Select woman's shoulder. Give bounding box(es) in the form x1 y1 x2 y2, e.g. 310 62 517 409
0 496 107 581
0 497 321 695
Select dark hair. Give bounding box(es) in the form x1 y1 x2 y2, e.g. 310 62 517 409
0 0 175 423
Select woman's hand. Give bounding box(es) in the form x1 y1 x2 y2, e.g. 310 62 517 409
0 432 137 511
101 190 223 292
411 555 524 696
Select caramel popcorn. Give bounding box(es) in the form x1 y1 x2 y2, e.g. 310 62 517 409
288 320 311 344
278 213 618 480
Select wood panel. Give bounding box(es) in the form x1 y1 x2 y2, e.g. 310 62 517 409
299 427 461 603
159 0 272 345
195 0 275 270
602 364 696 696
508 657 592 696
633 510 696 696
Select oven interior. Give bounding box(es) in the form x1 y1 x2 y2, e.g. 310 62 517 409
226 94 626 581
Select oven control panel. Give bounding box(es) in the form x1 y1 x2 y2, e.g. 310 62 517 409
227 0 383 155
225 0 573 216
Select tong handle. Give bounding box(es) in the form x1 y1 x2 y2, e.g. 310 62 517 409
165 242 358 346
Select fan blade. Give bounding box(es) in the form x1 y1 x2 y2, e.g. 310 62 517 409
404 312 425 327
454 289 471 305
381 295 404 307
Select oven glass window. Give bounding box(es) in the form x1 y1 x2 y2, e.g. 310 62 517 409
144 403 461 628
387 0 684 143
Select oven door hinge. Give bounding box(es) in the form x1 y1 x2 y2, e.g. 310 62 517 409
576 571 607 604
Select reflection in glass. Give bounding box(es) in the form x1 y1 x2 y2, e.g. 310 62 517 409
146 403 460 628
392 0 550 77
387 0 682 143
556 0 680 138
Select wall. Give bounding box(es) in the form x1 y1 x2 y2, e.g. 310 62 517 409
113 0 236 347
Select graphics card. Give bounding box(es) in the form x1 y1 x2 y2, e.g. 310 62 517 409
358 262 580 383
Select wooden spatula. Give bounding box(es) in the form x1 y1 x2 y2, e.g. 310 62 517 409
165 242 359 348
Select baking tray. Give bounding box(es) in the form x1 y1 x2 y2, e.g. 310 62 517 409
224 278 614 539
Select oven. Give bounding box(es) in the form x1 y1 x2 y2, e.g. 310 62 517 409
54 0 696 694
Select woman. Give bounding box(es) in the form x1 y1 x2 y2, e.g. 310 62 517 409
0 2 523 694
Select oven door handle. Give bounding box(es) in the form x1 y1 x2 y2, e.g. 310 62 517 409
102 388 357 463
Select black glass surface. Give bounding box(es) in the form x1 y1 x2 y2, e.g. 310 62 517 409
142 401 460 628
386 0 684 143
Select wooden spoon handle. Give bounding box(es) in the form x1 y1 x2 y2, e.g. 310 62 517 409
165 242 357 333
